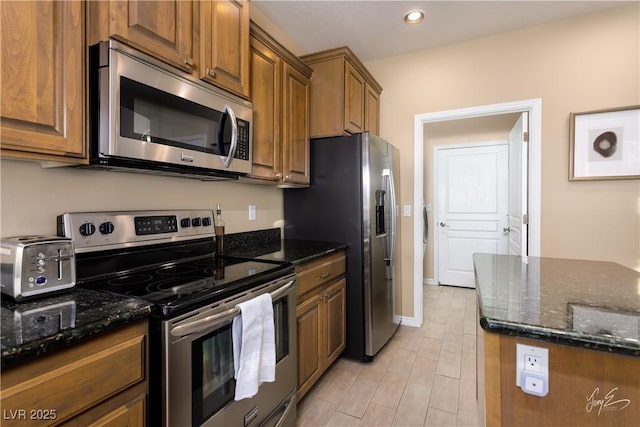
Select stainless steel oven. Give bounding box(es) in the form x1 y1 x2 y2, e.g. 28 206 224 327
88 40 253 180
58 210 296 427
165 273 296 427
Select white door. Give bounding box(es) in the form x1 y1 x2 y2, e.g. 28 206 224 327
437 144 509 287
507 113 529 255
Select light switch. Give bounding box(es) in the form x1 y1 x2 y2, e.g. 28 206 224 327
403 205 411 216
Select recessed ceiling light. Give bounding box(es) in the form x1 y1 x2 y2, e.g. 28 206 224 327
403 10 424 25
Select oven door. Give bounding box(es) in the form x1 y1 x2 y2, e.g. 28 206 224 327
163 274 297 427
93 40 252 174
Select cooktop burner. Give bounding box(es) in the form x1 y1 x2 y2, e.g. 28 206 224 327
84 255 291 316
59 210 294 317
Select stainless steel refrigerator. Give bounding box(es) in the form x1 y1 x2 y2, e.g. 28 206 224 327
284 132 401 361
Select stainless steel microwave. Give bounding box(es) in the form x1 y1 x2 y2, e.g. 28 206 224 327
88 40 253 180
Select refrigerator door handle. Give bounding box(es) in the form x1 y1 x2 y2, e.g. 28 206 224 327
383 168 398 269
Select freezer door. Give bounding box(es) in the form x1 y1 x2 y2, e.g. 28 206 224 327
364 134 400 357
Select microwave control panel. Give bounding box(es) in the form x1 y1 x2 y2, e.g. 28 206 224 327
235 119 250 160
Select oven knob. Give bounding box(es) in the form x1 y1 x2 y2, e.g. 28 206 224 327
99 221 115 235
202 217 212 227
79 223 96 236
180 218 191 228
192 217 202 227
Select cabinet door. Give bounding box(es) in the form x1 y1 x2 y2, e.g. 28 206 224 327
281 63 310 186
365 83 380 135
249 36 281 181
107 0 193 72
296 294 323 400
324 279 347 367
199 0 249 98
0 0 85 161
343 62 365 134
86 394 146 427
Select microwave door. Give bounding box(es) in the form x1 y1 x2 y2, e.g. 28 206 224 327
92 41 253 177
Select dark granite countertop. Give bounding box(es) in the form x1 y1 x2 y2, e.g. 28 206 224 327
225 228 346 266
473 253 640 357
1 288 151 368
1 228 343 368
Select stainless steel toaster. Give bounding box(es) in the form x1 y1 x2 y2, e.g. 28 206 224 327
1 236 76 301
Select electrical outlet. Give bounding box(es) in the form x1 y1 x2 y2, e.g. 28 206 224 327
516 343 549 390
248 205 256 221
525 354 541 372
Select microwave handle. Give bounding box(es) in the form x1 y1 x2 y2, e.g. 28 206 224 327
222 104 238 169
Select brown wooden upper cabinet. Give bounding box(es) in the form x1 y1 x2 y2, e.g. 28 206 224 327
88 0 194 73
0 0 85 162
89 0 250 99
248 23 312 187
196 0 250 99
301 47 382 139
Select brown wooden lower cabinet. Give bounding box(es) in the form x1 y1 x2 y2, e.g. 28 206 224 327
0 321 148 427
478 328 640 427
295 251 346 401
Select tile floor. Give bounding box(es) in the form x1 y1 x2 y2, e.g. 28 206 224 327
297 285 479 426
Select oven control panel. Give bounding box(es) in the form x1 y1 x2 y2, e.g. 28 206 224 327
58 210 215 252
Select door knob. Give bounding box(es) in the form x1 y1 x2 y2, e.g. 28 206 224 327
439 222 447 227
503 226 512 233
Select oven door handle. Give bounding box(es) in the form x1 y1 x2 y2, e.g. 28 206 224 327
170 280 295 337
259 391 296 427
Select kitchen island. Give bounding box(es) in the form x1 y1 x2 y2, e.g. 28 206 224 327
474 254 639 427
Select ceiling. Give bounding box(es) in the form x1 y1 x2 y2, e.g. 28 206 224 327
251 1 633 62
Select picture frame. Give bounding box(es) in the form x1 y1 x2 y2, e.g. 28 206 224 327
569 105 640 181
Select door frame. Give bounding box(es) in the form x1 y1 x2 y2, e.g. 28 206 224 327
433 141 509 287
410 98 542 328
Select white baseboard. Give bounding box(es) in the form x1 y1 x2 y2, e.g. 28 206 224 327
423 278 436 286
398 315 421 328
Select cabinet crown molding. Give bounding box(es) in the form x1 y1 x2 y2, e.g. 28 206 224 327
250 21 313 79
301 46 382 94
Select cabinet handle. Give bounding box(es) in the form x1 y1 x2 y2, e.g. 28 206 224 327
319 271 330 279
276 172 282 179
285 175 291 180
184 57 194 66
206 68 216 78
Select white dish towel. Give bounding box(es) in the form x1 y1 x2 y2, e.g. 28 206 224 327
232 293 276 400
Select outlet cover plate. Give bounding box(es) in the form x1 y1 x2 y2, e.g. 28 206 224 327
516 343 549 388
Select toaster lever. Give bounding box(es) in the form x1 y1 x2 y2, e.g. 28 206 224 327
51 250 74 280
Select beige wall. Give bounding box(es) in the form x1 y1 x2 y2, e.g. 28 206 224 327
365 4 640 316
422 114 520 281
0 159 283 237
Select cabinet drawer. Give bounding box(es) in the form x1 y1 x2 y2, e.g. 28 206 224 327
295 252 345 298
1 322 146 426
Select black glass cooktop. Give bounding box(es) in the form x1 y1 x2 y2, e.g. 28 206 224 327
76 241 293 317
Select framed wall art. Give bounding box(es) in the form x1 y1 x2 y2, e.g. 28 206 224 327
569 105 640 181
